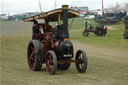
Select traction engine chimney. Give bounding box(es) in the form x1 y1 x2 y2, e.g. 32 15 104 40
62 5 69 39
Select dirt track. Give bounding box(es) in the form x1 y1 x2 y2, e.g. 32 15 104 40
73 40 128 64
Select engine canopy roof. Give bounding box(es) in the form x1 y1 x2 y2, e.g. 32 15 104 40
24 8 80 22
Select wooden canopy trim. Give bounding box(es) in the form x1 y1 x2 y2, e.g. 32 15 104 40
24 8 80 22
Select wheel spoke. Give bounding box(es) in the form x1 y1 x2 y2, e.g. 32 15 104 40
81 63 83 68
31 47 35 51
80 53 83 59
49 55 52 61
80 64 82 69
47 64 51 71
29 46 36 67
46 54 53 72
47 60 52 72
49 55 53 64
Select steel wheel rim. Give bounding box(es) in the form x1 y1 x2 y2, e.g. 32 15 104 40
28 43 36 70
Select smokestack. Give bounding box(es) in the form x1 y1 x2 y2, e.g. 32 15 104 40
62 5 69 38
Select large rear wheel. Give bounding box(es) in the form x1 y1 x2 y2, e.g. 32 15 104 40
27 40 42 71
46 51 57 75
75 49 87 73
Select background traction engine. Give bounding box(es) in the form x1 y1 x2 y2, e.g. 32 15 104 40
83 21 107 37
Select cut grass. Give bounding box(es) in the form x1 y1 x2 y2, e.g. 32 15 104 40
1 35 128 85
0 19 128 85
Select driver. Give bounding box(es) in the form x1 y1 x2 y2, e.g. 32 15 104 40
32 20 40 39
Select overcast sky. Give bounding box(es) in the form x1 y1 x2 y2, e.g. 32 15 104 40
0 0 127 14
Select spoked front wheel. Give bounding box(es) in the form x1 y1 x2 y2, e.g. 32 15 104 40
75 49 88 73
46 51 57 75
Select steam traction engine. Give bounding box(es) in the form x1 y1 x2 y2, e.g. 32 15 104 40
24 5 88 75
83 21 107 37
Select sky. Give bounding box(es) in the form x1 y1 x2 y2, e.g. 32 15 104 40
0 0 128 14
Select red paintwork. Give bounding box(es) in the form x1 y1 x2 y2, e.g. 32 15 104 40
30 22 75 65
53 40 62 58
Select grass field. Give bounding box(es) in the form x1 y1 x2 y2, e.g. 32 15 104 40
0 18 128 85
